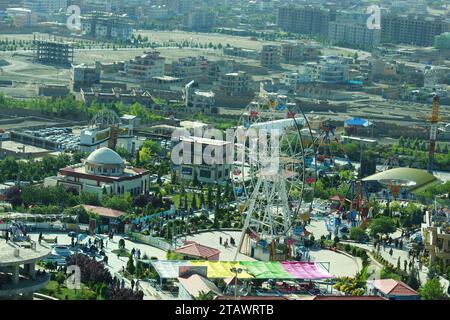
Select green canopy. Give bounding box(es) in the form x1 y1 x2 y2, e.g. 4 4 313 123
240 261 295 279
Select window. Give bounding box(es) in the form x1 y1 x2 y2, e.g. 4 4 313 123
200 169 210 178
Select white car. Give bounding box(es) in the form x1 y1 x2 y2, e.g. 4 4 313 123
51 246 74 258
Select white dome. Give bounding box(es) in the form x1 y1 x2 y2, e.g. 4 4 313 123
86 147 124 166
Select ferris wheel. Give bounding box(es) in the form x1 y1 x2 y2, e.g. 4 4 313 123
231 95 316 261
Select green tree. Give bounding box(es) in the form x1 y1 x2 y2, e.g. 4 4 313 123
405 267 421 291
126 255 135 274
349 227 366 242
419 278 447 300
369 216 396 238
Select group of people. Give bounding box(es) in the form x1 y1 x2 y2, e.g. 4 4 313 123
112 276 140 292
219 236 236 248
130 248 142 260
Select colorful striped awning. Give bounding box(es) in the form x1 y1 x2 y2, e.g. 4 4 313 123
150 260 334 280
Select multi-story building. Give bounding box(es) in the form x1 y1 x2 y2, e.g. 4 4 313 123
148 4 169 20
260 45 280 69
328 21 381 49
216 71 251 97
23 0 68 15
183 7 215 31
206 60 235 83
124 51 165 81
281 42 304 63
422 211 450 269
381 14 449 46
45 147 150 197
223 47 259 59
82 13 133 41
171 56 208 80
172 136 231 185
81 0 120 13
317 56 350 84
33 40 74 65
80 87 154 107
277 5 336 37
71 63 101 91
6 7 37 28
184 80 215 114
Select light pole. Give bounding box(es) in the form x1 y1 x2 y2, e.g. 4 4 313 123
230 267 243 300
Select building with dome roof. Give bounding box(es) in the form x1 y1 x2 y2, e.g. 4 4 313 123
44 147 150 197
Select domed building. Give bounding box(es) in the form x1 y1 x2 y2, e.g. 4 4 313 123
45 147 150 197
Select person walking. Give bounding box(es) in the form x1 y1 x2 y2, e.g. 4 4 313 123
121 279 125 289
131 279 135 291
220 237 222 245
389 248 393 257
136 280 140 291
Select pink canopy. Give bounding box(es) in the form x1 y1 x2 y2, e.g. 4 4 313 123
281 262 334 280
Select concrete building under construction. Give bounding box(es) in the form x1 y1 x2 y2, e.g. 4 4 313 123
33 40 74 66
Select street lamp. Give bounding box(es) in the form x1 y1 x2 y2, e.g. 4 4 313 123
230 267 243 300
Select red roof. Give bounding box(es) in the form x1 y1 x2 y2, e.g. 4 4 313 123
371 279 418 296
175 242 220 259
82 205 126 219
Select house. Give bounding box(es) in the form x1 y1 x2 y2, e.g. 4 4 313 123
367 279 419 300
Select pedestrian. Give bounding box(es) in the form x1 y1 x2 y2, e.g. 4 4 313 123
55 236 58 244
131 279 135 291
389 248 393 257
121 279 125 289
137 249 141 259
131 248 136 256
399 240 403 250
136 280 140 291
220 236 222 245
104 255 108 265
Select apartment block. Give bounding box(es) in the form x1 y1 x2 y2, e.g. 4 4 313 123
277 5 336 36
124 52 165 80
260 45 280 69
381 14 449 46
328 21 381 49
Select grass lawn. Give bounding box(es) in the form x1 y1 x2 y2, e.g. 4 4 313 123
40 281 98 300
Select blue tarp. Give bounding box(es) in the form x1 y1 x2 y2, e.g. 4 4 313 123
344 118 372 127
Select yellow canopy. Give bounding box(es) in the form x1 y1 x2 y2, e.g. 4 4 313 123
189 261 254 279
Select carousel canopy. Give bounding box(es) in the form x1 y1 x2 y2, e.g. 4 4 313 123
362 168 439 193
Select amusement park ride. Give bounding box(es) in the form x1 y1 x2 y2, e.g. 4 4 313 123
232 95 316 261
231 95 381 260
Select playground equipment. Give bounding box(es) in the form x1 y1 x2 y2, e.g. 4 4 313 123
232 97 315 261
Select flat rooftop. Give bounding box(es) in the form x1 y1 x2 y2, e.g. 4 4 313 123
0 141 51 154
0 241 51 267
